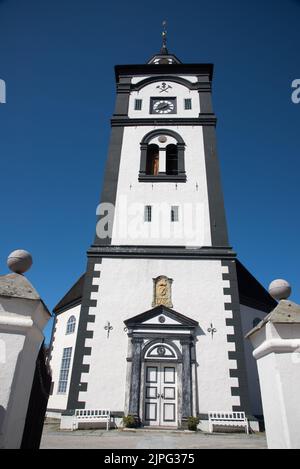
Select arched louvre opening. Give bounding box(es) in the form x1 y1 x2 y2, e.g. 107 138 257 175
166 144 178 175
146 144 159 175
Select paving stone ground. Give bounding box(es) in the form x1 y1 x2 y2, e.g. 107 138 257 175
40 422 267 449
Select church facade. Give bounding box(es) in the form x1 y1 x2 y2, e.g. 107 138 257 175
47 43 276 430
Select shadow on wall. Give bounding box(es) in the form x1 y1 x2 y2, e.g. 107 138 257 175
0 405 6 433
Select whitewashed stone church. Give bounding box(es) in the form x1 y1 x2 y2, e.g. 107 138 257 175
47 38 276 430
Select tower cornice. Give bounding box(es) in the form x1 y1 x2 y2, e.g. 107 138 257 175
115 63 214 82
110 116 217 127
87 245 236 260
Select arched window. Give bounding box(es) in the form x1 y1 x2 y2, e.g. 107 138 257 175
166 144 178 175
139 129 186 182
146 144 159 175
66 315 76 335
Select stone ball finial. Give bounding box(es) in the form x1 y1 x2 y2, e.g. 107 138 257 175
268 279 291 301
7 249 33 274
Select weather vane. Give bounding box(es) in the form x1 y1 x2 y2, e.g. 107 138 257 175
162 20 168 52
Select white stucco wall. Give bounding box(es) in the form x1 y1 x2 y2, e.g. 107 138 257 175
47 304 81 411
79 258 240 415
109 124 211 247
128 80 200 119
240 304 266 416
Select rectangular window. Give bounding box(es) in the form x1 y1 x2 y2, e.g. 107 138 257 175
171 206 179 222
58 347 72 394
144 205 152 222
184 98 192 110
135 99 142 110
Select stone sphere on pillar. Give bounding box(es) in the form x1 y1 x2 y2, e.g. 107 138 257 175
7 249 33 274
268 279 291 300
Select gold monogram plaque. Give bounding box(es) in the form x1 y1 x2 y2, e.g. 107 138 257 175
152 275 173 308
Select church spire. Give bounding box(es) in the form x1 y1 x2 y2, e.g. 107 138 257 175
147 21 182 64
160 20 169 55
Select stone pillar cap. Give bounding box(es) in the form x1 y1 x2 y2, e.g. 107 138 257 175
245 300 300 339
0 273 50 315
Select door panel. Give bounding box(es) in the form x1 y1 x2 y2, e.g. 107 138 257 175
145 402 158 421
146 366 158 383
164 367 175 384
163 403 176 422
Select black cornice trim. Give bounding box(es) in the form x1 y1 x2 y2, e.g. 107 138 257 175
115 64 214 82
87 245 236 260
131 75 211 92
111 116 217 127
138 174 186 183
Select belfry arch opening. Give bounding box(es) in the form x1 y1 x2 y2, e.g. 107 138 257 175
146 144 159 175
166 144 178 175
139 129 186 182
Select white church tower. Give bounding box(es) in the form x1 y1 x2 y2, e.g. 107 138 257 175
47 29 276 429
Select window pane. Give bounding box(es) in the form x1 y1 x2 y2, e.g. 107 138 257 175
184 98 192 110
66 316 76 334
58 347 72 394
171 206 179 222
144 205 152 222
135 99 142 110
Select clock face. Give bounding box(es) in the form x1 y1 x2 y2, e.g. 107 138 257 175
151 99 176 114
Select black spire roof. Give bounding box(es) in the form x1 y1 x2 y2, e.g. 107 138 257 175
147 20 181 65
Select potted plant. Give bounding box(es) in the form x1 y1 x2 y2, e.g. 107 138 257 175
122 415 137 428
187 416 200 431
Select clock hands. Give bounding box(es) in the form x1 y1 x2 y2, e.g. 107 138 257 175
157 102 170 110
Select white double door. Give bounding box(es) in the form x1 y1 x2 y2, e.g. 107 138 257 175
144 363 177 427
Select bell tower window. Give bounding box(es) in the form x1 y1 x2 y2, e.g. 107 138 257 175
139 129 186 182
166 144 178 175
146 144 159 175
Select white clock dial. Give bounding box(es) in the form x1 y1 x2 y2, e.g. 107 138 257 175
152 100 175 114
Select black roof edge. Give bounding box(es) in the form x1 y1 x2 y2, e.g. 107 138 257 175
53 274 85 315
236 259 277 314
114 63 214 82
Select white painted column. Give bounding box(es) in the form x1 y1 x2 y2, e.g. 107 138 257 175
159 149 166 173
0 255 50 449
246 299 300 449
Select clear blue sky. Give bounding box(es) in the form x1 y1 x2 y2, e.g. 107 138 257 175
0 0 299 344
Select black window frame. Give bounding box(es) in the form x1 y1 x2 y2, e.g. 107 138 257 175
184 98 192 110
134 99 143 111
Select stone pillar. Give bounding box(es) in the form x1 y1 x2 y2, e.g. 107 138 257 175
159 148 166 173
128 338 143 420
246 298 300 449
0 251 50 449
181 339 192 424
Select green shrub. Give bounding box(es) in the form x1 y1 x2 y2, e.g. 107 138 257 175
122 415 137 428
187 416 200 431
